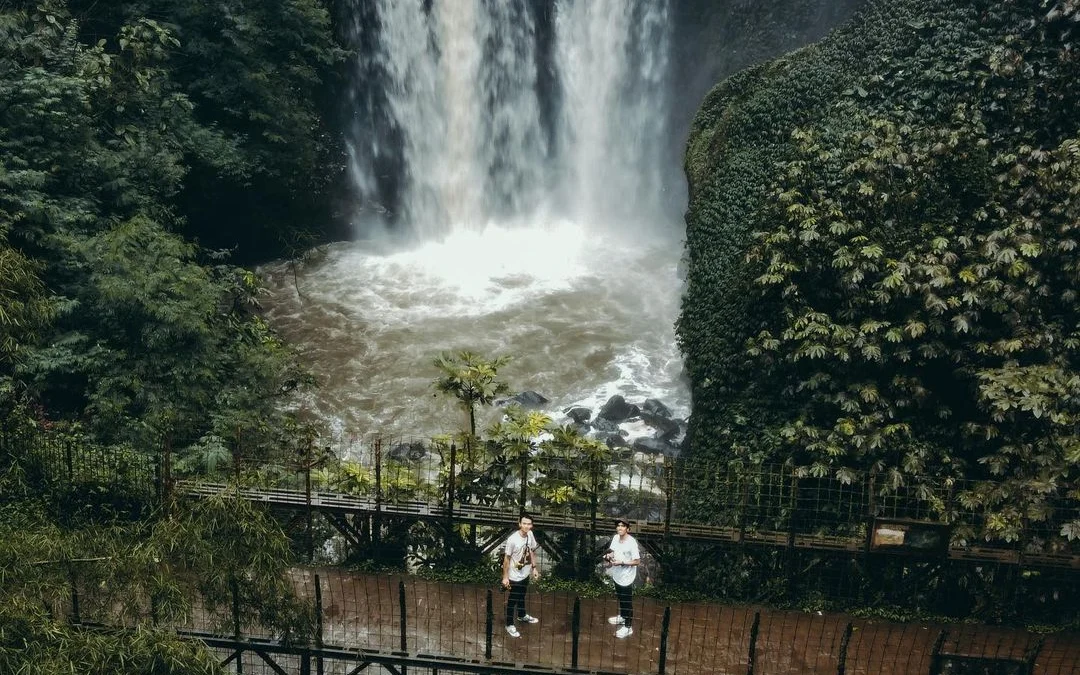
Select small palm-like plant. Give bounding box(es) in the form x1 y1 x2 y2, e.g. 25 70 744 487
432 351 511 437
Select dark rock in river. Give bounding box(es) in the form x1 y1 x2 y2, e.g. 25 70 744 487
640 411 681 439
389 441 427 462
632 437 680 458
591 416 621 433
641 398 673 418
564 406 592 423
598 395 640 422
498 390 550 409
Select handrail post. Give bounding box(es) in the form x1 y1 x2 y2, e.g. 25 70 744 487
398 580 407 653
663 458 675 538
305 441 314 563
571 596 581 668
746 611 761 675
162 435 173 513
374 439 382 547
590 456 600 539
234 426 242 485
519 451 528 511
864 470 877 553
738 468 750 541
786 473 799 596
231 576 243 674
658 606 672 674
447 442 457 516
314 574 324 675
485 589 494 660
836 622 853 675
69 568 80 624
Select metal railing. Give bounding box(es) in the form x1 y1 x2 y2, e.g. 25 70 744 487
58 568 1080 675
4 429 1079 561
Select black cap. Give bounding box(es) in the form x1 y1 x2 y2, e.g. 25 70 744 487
614 518 631 528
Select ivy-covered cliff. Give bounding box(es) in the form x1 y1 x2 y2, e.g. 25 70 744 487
679 0 1078 543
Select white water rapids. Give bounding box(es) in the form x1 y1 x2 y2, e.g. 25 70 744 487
259 0 688 443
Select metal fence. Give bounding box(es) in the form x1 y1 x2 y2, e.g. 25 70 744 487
4 429 1079 562
58 568 1080 675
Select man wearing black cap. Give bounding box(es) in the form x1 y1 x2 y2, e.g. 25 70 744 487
603 519 640 638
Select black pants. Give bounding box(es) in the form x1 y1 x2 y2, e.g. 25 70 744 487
614 581 633 627
505 578 529 626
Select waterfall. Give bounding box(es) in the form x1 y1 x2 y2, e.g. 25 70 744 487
554 0 671 227
344 0 672 238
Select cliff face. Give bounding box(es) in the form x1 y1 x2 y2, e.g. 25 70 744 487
678 0 1079 517
659 0 869 214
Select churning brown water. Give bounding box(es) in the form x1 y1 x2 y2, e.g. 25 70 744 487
257 219 688 444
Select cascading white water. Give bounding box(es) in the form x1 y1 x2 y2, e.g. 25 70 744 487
260 0 686 442
555 0 671 226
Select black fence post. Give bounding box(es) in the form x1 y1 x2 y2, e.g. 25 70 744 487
162 435 173 513
374 440 382 547
786 474 800 596
64 439 73 486
314 573 324 675
233 426 242 485
663 458 675 538
738 470 750 542
398 580 407 652
746 611 761 675
69 568 80 624
590 457 600 539
485 589 494 660
519 452 528 511
231 576 243 674
836 622 853 675
305 441 314 563
571 596 581 669
658 606 672 675
447 442 457 516
929 629 947 675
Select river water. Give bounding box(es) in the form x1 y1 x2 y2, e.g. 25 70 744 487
257 0 689 443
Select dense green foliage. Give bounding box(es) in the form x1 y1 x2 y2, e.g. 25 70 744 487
1 2 325 451
0 448 310 674
1 5 334 661
679 0 1079 548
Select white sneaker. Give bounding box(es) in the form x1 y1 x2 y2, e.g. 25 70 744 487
519 614 539 624
506 625 520 638
607 616 625 625
615 626 633 639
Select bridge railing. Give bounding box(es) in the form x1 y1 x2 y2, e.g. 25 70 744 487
55 566 1080 675
3 428 1079 559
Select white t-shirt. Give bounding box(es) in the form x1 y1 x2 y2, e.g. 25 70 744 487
608 534 640 587
504 530 538 582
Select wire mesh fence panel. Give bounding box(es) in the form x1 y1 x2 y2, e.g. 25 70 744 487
403 578 489 661
940 624 1037 662
844 621 941 675
662 602 755 675
1032 632 1080 675
753 610 846 675
794 476 869 539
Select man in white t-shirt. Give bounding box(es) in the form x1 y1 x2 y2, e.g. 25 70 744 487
603 518 640 638
501 513 540 638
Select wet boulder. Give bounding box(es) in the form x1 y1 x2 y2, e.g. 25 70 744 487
640 411 681 439
631 437 679 458
641 398 673 418
598 395 640 422
499 390 550 409
389 441 428 462
565 406 592 424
